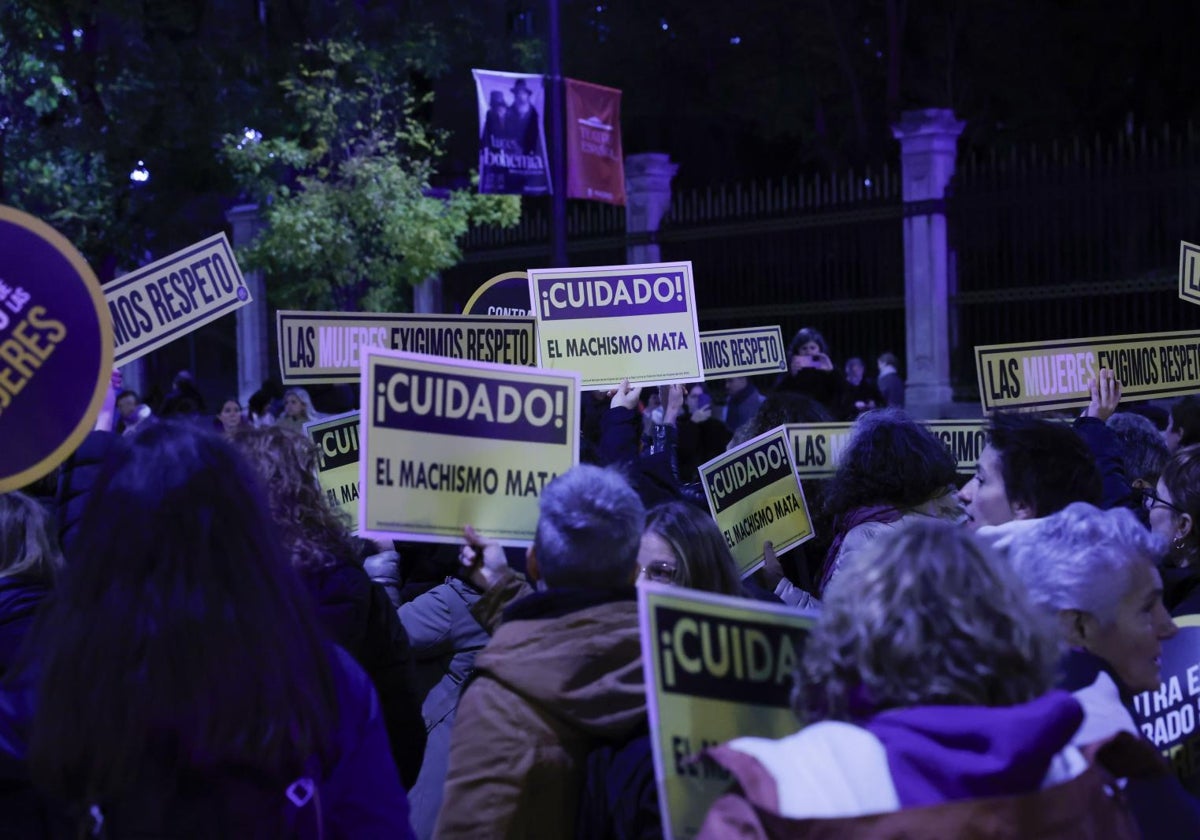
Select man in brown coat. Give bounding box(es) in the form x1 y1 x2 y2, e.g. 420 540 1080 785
433 465 647 839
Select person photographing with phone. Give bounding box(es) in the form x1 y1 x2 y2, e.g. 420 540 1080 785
774 326 843 413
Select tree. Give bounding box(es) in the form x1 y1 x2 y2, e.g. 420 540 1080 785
222 39 519 313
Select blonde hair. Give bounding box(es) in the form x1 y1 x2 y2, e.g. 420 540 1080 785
233 426 355 571
795 519 1057 722
0 491 63 582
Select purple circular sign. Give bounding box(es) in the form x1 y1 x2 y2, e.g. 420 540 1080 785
0 206 112 492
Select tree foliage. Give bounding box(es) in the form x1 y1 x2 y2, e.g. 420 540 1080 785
222 39 519 312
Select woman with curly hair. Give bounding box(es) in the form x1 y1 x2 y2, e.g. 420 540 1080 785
700 520 1145 837
234 425 427 789
814 408 962 595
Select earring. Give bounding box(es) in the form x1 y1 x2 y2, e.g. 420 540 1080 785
1176 537 1189 553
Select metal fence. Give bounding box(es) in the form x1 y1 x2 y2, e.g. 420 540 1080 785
948 124 1200 395
445 125 1200 397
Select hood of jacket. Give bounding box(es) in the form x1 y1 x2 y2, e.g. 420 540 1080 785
864 689 1084 807
473 588 645 741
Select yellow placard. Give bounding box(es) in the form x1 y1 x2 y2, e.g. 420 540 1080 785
698 428 812 576
975 329 1200 413
359 349 579 546
699 326 787 381
304 410 361 533
787 420 989 478
1181 241 1200 306
530 261 703 389
278 310 536 385
639 584 816 840
105 233 250 365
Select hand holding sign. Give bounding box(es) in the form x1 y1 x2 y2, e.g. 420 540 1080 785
664 383 685 425
609 378 640 411
1085 368 1123 421
460 525 509 591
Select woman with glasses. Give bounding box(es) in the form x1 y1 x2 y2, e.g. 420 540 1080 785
1145 444 1200 614
636 502 744 596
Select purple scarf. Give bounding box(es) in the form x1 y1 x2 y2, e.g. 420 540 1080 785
818 504 903 595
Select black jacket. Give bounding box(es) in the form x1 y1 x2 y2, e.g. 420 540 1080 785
301 559 427 789
0 575 49 683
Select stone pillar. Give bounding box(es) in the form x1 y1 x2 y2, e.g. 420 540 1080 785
891 109 965 419
412 276 443 313
625 153 678 264
225 204 269 404
118 357 146 399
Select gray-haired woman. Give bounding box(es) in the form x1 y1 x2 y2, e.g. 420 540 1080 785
1009 502 1200 836
700 520 1143 837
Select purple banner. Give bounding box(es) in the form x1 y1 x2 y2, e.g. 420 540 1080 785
473 69 552 196
370 361 570 445
535 271 689 321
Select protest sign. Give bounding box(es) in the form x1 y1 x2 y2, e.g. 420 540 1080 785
698 428 812 577
565 78 625 205
0 205 113 492
640 584 816 840
277 310 536 385
1182 242 1200 306
530 261 703 389
461 271 533 317
473 69 551 195
699 326 787 381
975 330 1200 413
105 233 250 365
1132 615 1200 797
787 420 989 478
359 348 579 545
305 410 362 532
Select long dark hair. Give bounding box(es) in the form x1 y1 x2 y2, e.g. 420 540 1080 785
645 502 744 596
29 423 339 805
821 409 958 518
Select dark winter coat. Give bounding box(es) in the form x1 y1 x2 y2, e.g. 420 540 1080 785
302 559 427 789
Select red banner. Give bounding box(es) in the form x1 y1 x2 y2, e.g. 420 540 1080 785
565 79 625 206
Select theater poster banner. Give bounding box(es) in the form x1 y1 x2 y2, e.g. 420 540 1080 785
639 584 816 840
698 427 812 578
473 69 551 196
565 78 625 205
359 348 579 546
975 329 1200 413
1131 614 1200 797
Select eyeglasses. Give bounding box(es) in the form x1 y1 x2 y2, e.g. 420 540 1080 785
1139 487 1186 515
641 562 676 584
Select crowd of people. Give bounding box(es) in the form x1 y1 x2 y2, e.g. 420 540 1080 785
1 325 1198 837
